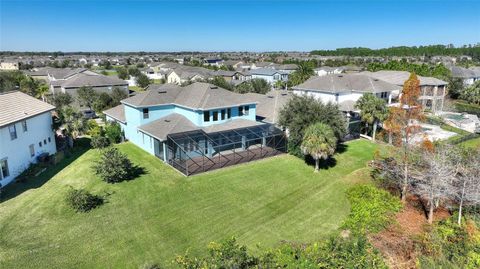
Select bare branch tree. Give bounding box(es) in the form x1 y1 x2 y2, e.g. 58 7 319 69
453 147 480 225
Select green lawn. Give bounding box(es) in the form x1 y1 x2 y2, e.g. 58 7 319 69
0 140 377 269
460 136 480 149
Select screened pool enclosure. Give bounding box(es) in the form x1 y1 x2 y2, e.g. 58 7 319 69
154 124 287 175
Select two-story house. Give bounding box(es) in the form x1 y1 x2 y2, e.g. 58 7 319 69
0 91 57 187
250 68 289 85
104 82 286 175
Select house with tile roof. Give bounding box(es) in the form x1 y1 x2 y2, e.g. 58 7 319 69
0 91 57 187
103 82 286 175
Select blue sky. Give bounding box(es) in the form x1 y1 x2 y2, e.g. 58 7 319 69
1 0 479 52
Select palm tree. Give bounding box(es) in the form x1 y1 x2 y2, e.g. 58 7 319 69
35 83 50 102
354 93 389 141
301 123 337 172
59 107 87 147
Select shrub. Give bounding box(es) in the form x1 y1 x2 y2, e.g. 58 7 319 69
90 136 111 149
342 184 402 234
93 147 134 183
65 187 103 212
105 123 123 144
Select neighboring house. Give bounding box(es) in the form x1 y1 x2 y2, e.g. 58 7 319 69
273 64 298 74
361 70 448 113
142 68 165 80
251 62 274 69
450 66 480 86
103 82 286 175
292 74 400 112
26 68 129 109
166 66 214 84
203 58 224 67
0 62 20 70
223 60 244 69
314 66 345 76
213 70 248 82
250 68 288 84
0 91 57 187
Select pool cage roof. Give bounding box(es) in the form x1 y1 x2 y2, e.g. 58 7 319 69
166 123 287 175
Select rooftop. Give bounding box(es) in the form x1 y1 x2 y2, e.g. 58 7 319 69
0 91 55 127
360 70 447 86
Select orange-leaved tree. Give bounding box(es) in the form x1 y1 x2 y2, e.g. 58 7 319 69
385 73 424 202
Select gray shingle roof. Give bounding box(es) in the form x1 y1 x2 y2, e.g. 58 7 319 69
122 82 257 110
246 91 293 124
293 74 400 94
0 91 55 127
360 71 447 86
138 113 199 141
450 66 479 79
59 73 128 88
103 104 126 123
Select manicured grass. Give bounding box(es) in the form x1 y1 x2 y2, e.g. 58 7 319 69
129 85 143 92
0 140 378 269
460 136 480 149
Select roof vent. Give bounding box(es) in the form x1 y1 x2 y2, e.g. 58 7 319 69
164 119 171 123
210 86 218 89
373 79 379 81
267 96 274 98
281 93 288 96
158 90 167 94
337 75 343 77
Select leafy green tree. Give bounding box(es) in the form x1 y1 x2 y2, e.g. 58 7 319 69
279 95 346 157
51 92 73 110
301 123 337 172
249 78 270 94
447 76 465 99
0 70 25 92
211 76 233 91
355 93 389 141
117 67 129 80
128 66 141 77
110 87 128 105
92 92 113 113
93 147 134 183
136 73 151 89
59 106 87 144
19 76 40 96
461 80 480 105
105 122 123 143
234 81 254 93
77 86 97 110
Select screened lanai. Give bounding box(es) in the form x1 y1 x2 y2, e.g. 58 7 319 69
162 124 286 175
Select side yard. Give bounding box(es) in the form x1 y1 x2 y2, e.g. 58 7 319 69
0 140 378 269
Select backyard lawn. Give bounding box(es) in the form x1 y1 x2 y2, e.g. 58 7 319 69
460 136 480 149
0 140 377 269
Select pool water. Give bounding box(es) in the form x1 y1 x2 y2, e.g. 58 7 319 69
443 113 465 121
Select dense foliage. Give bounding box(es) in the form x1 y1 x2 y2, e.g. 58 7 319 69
234 78 271 94
311 45 480 60
461 81 480 105
90 136 110 148
279 95 346 157
366 60 450 79
342 185 402 234
419 218 480 269
174 236 387 269
65 187 104 212
93 147 134 183
104 122 123 143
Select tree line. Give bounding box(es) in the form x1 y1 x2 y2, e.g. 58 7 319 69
311 44 480 60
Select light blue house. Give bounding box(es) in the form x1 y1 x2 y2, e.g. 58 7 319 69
0 91 57 187
250 68 289 85
104 82 286 175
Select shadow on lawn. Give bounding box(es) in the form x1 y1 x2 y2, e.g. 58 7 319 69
303 143 349 170
0 138 92 203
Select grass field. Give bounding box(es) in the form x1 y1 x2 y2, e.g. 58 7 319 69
0 140 377 269
460 136 480 149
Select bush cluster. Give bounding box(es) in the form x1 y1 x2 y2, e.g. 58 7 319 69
65 188 103 212
91 136 110 149
174 236 386 268
341 184 402 234
93 147 134 183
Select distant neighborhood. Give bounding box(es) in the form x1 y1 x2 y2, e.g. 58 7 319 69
1 46 480 269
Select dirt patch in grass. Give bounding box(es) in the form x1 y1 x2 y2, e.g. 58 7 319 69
370 196 451 269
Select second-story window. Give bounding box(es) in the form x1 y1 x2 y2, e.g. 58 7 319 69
244 106 250 116
238 106 244 116
204 111 210 122
212 111 218 121
227 108 231 119
9 124 17 140
22 120 28 132
143 108 149 119
221 109 226 120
